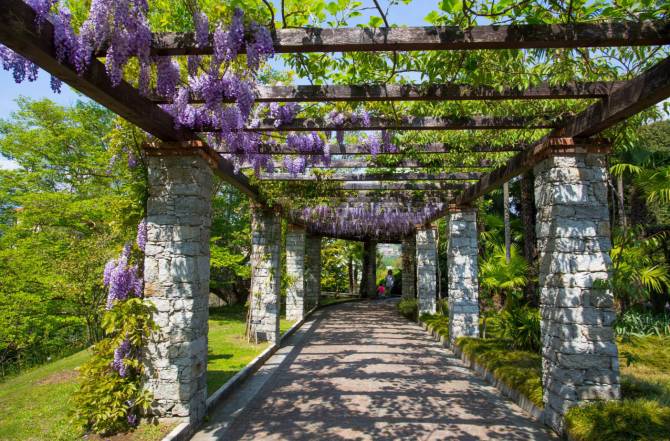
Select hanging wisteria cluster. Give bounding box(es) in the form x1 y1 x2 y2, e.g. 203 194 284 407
300 203 444 238
2 1 334 175
103 244 142 310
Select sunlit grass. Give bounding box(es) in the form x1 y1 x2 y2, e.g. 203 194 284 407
0 304 295 440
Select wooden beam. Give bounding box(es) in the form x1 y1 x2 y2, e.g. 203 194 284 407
442 56 670 211
161 140 525 155
258 171 482 181
449 138 610 207
241 158 495 169
229 116 555 132
340 182 466 191
134 20 670 56
556 56 670 138
150 81 625 104
0 0 266 201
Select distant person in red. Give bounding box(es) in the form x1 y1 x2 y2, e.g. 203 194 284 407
376 282 386 298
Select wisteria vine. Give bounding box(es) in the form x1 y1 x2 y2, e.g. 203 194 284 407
300 204 443 238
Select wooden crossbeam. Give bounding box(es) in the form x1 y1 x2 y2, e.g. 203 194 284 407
340 182 466 191
202 116 554 132
258 171 481 181
131 21 670 56
240 158 495 169
557 56 670 138
231 142 525 155
150 81 624 104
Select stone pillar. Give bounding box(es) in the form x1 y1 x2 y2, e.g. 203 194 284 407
143 154 213 423
286 225 306 321
360 240 377 297
447 207 480 343
401 236 416 299
305 234 322 310
249 206 281 343
415 225 437 315
535 145 619 432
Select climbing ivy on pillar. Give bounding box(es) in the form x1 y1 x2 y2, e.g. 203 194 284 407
534 143 620 432
447 206 480 343
305 234 322 310
143 153 213 424
416 225 437 315
401 236 416 299
249 205 282 343
286 225 306 321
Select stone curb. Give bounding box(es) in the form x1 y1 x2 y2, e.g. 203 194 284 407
418 319 546 423
161 306 317 441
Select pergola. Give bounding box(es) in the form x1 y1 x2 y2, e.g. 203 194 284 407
1 0 669 434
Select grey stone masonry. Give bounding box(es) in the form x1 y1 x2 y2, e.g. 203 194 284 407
416 226 437 315
143 154 213 424
401 236 416 299
286 225 306 321
447 208 480 344
249 206 282 343
305 234 322 310
534 152 620 433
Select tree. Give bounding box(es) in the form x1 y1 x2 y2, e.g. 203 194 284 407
0 98 144 375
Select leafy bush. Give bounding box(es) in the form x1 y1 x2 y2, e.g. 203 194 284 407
437 298 449 315
397 298 418 321
456 337 543 407
422 313 449 339
615 310 670 337
498 306 541 352
565 399 670 441
73 298 156 435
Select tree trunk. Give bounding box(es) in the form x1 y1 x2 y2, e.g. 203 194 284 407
617 174 627 229
503 181 512 264
520 172 538 306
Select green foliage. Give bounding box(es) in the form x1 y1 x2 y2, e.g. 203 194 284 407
497 306 541 352
397 297 418 321
479 244 530 308
604 228 670 310
0 98 145 377
615 310 670 337
422 313 449 338
73 298 156 435
456 337 544 408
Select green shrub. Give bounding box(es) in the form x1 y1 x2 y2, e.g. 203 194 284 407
565 399 670 441
73 298 156 435
422 313 449 339
456 337 543 407
437 298 449 315
498 306 541 352
615 310 670 337
397 298 418 321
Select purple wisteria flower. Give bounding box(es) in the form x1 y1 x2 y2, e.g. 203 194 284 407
103 244 143 309
112 338 131 377
136 218 147 251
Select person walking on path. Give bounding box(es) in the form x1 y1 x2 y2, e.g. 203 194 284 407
385 269 394 295
376 282 386 299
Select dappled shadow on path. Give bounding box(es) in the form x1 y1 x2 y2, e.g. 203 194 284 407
207 301 554 440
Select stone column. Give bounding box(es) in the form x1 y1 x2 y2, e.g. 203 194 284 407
286 225 306 321
143 154 213 424
447 207 480 343
249 206 281 343
415 225 437 315
360 240 377 297
535 144 619 432
305 234 322 310
401 236 416 299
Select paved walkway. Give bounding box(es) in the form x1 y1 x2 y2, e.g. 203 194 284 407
192 300 554 440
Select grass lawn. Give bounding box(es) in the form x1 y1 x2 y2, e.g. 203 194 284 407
0 304 295 441
565 335 670 441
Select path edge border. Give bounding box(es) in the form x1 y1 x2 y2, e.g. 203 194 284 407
161 305 318 441
418 319 546 423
